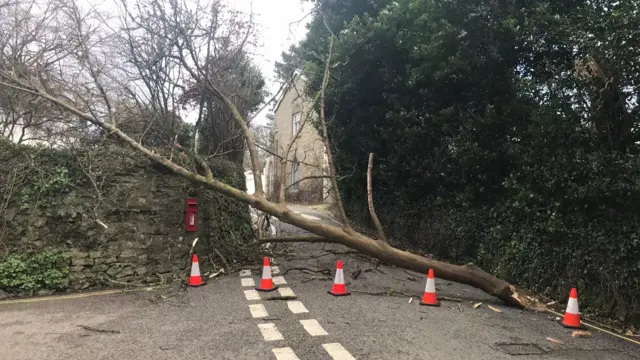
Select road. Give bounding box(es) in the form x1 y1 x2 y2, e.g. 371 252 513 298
1 205 639 359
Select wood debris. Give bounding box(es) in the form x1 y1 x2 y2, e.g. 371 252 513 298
546 337 564 344
572 330 592 338
473 302 483 309
488 305 503 313
78 325 120 334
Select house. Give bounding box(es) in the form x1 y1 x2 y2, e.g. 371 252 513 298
264 70 331 204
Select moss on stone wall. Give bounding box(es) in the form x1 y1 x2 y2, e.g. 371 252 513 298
0 139 256 295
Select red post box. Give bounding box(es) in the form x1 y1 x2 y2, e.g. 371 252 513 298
186 197 198 232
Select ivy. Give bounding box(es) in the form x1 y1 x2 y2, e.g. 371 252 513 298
0 250 69 293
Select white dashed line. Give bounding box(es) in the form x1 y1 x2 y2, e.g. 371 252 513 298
249 304 268 318
258 323 284 341
272 266 280 274
241 278 255 287
239 269 252 277
287 300 309 314
272 347 300 360
278 287 296 297
322 343 356 360
273 276 287 285
300 319 328 336
244 289 261 301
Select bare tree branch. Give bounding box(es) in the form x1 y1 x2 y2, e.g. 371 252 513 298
318 29 350 228
367 153 388 243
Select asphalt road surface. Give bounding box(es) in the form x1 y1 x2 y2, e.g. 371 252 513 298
1 205 639 359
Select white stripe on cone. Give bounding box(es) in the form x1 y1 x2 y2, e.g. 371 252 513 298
262 265 272 280
566 297 580 314
425 277 436 293
191 261 201 277
334 269 345 284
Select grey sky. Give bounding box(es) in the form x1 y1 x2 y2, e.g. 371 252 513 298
85 0 310 126
234 0 313 125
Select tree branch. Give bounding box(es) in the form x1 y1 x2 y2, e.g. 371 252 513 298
259 235 333 244
318 27 351 228
285 175 330 191
367 153 388 243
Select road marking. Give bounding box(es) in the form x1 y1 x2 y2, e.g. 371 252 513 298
300 319 328 336
287 300 309 314
239 269 252 277
273 276 287 285
322 343 356 360
258 323 284 341
249 303 268 318
272 347 300 360
241 278 255 287
272 266 280 274
278 287 296 297
244 289 261 301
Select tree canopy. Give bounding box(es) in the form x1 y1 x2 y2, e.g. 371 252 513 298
280 0 640 324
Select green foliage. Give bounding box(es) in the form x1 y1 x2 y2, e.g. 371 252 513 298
0 250 69 293
19 166 73 209
286 0 640 324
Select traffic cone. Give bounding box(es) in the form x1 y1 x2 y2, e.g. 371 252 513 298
559 287 586 329
328 260 351 296
420 268 440 307
255 257 279 292
189 254 204 287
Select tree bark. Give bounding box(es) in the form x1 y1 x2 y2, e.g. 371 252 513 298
367 153 388 243
318 35 351 228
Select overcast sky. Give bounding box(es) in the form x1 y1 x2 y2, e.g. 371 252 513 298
89 0 312 125
234 0 313 125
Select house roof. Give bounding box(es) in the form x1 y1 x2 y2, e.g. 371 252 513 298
272 68 307 114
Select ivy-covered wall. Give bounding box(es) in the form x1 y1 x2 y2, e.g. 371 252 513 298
0 139 255 296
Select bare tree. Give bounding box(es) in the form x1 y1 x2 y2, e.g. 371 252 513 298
0 0 537 308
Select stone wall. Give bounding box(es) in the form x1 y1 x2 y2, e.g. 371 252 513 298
0 140 255 293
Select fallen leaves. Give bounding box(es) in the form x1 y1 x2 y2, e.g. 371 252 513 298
572 330 592 338
488 305 503 313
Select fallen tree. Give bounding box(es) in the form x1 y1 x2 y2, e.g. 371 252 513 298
0 0 536 308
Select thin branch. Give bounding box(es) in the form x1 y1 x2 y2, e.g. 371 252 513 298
258 235 333 244
318 28 350 228
367 153 388 243
285 175 330 191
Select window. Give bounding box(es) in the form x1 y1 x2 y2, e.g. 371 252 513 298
292 112 301 137
291 159 300 192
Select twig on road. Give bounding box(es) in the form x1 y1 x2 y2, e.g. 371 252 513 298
301 276 331 283
282 266 331 276
78 325 120 334
266 295 298 301
441 296 463 303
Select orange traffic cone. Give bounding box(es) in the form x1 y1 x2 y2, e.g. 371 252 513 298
420 268 440 306
255 257 279 292
560 287 586 329
189 254 204 287
328 260 351 296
